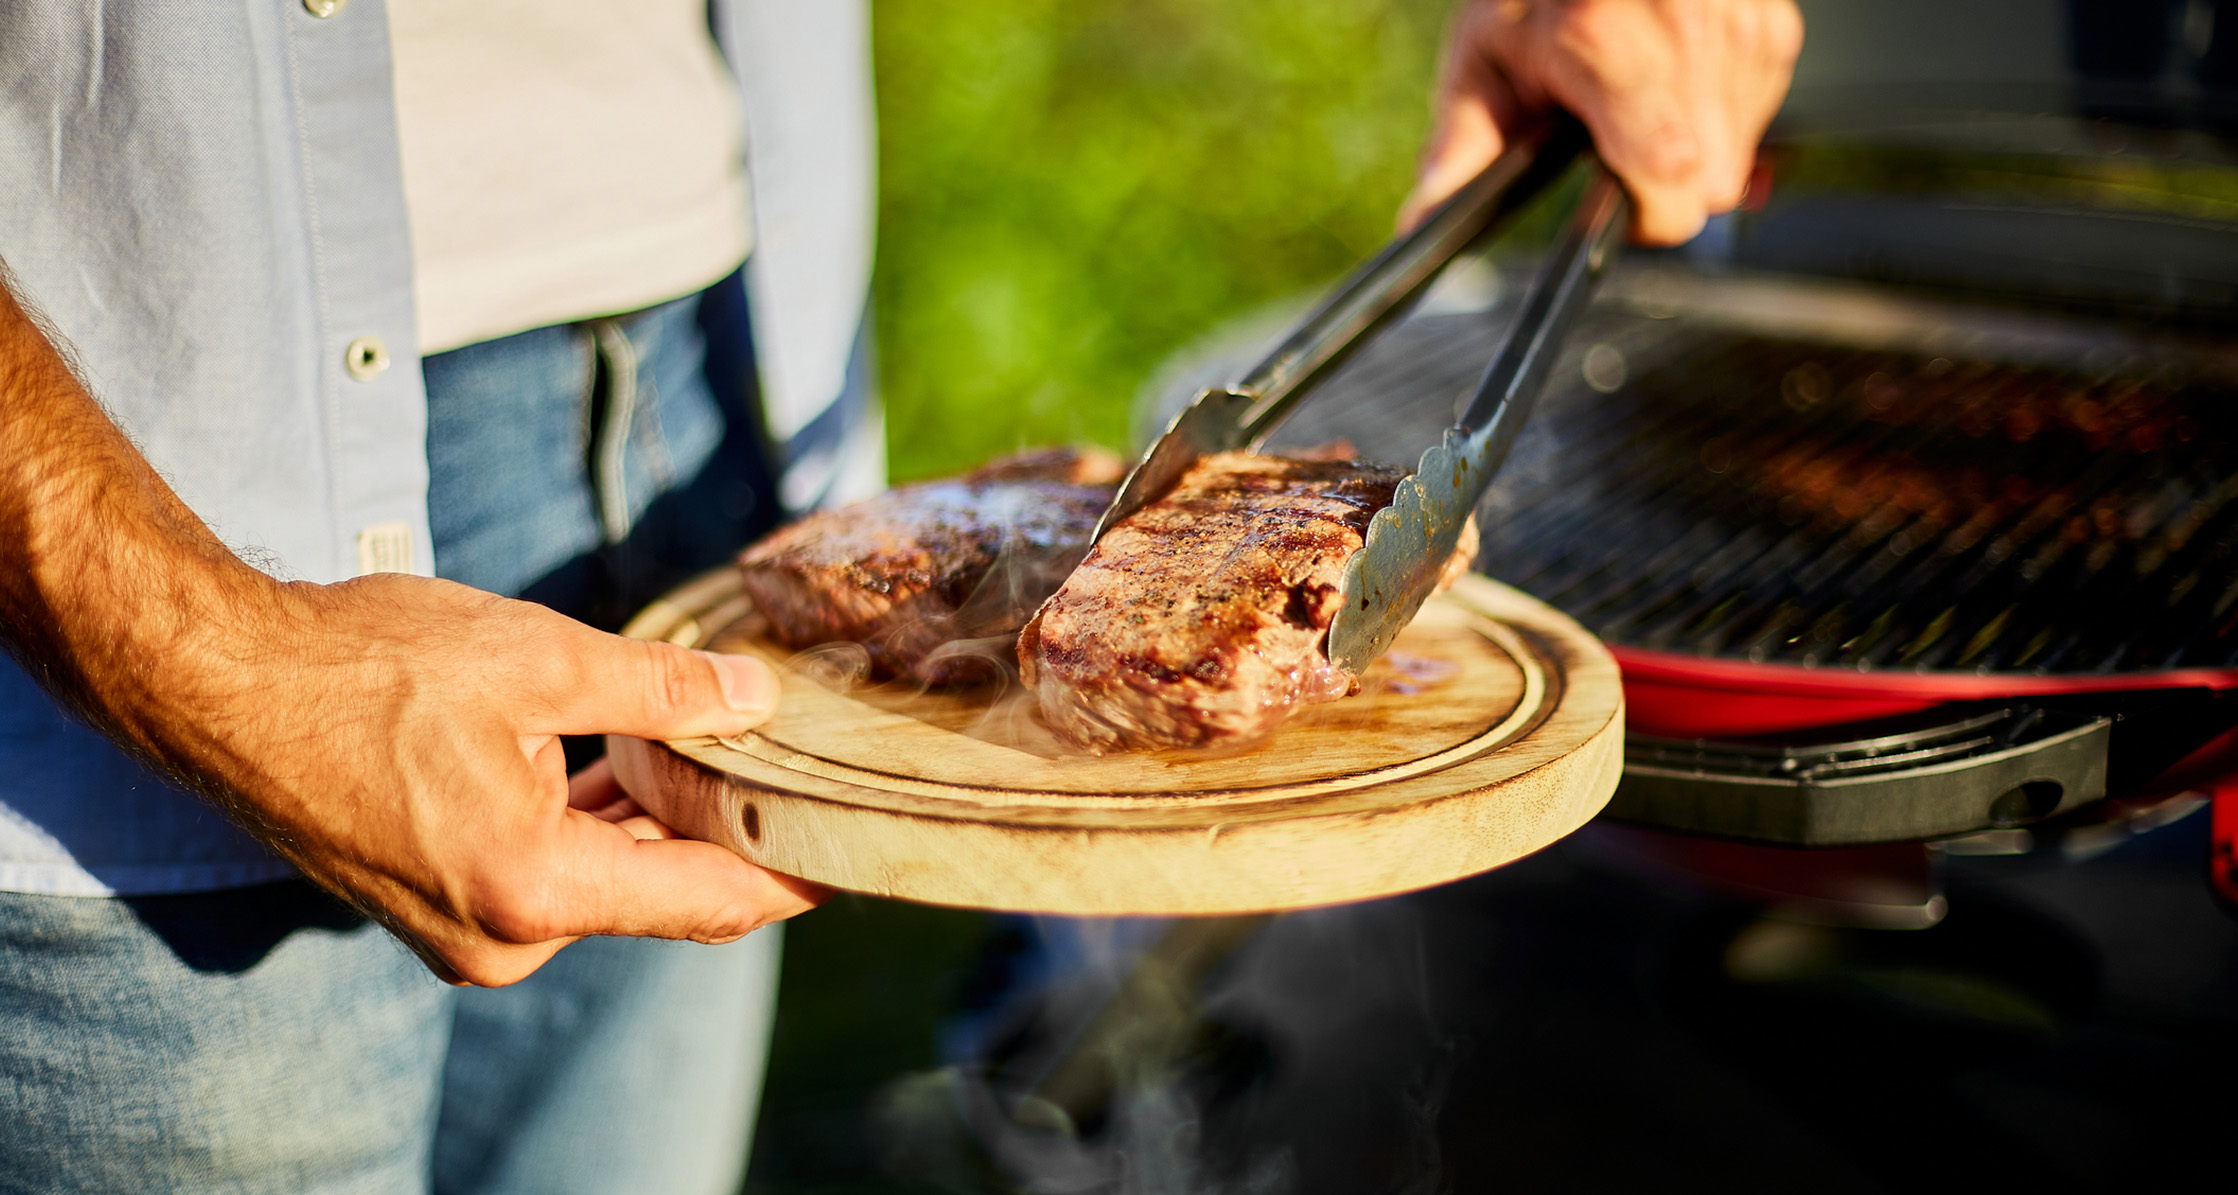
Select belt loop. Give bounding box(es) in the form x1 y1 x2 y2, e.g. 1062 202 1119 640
588 318 639 545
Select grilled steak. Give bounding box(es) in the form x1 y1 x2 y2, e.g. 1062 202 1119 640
1019 451 1477 753
738 447 1124 685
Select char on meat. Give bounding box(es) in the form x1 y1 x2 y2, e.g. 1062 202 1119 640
738 447 1124 685
1019 451 1477 753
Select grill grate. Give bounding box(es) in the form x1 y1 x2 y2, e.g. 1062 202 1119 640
1266 273 2238 675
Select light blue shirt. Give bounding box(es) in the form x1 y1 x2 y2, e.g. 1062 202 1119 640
0 0 877 895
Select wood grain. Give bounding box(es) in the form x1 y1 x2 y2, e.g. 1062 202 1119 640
608 569 1623 915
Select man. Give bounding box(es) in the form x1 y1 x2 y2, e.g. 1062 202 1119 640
0 1 1796 1191
1 4 868 1191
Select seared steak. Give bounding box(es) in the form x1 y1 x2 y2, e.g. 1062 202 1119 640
1019 451 1477 753
738 447 1123 685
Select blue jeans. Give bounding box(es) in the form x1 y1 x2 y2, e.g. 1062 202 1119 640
0 284 788 1194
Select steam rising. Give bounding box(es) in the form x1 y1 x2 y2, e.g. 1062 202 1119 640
873 903 1459 1194
750 482 1104 755
785 641 874 690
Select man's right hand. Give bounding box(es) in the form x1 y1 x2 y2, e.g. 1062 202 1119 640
0 266 819 987
188 575 821 985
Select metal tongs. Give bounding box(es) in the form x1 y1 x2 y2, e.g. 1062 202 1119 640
1092 115 1631 674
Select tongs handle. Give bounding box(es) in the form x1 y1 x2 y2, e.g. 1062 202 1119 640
1456 163 1631 467
1229 114 1591 445
1093 114 1596 544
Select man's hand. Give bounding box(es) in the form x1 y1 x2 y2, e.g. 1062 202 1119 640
181 576 823 986
1402 0 1803 245
0 267 819 987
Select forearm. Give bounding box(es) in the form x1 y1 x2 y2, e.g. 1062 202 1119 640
2 261 809 985
0 264 283 796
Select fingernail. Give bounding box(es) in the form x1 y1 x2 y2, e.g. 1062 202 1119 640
701 651 780 722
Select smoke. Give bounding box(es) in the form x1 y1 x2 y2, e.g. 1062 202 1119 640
784 640 874 690
873 901 1463 1195
751 480 1102 756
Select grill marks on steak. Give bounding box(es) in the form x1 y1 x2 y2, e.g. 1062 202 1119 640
737 448 1123 685
1019 451 1478 753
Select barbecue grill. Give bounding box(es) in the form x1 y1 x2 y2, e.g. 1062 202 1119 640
1240 125 2238 916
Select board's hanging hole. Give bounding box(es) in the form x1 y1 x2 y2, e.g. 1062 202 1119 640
741 802 763 843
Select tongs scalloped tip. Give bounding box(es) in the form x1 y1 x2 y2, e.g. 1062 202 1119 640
1327 172 1630 674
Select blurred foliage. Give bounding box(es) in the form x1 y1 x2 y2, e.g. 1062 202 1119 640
870 0 1454 480
1773 139 2238 222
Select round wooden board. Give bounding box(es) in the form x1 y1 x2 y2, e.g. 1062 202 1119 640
608 569 1624 915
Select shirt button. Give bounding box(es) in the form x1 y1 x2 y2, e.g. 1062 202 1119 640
303 0 348 17
344 335 390 382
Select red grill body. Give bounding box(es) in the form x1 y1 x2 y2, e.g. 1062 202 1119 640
1614 647 2238 738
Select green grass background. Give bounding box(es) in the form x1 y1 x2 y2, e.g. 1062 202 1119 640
871 0 1455 482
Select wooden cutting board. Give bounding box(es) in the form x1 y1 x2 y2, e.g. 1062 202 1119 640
608 568 1623 915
